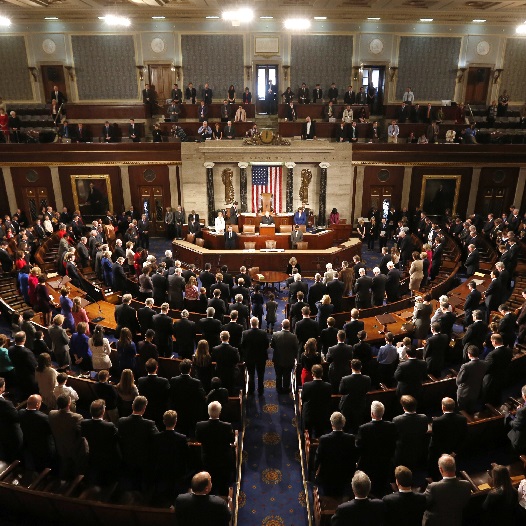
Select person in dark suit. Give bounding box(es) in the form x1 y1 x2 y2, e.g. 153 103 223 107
484 270 503 319
75 123 90 143
169 359 206 437
195 401 235 496
271 319 299 393
153 409 189 503
463 281 482 326
118 395 158 488
428 397 467 480
198 308 223 348
506 384 526 453
137 298 156 334
208 290 227 323
301 364 332 438
343 309 364 345
371 267 387 307
228 296 249 329
356 400 398 497
315 411 358 496
320 317 338 356
326 330 353 392
114 294 139 338
221 311 243 349
398 230 413 270
210 274 230 305
173 310 197 359
81 399 121 484
354 268 373 309
137 359 170 428
152 303 174 358
18 394 55 471
151 267 167 306
175 471 231 526
331 470 385 526
101 121 114 143
111 256 127 293
224 225 237 249
392 395 429 471
456 345 487 413
423 322 449 377
497 304 517 348
461 309 488 360
185 82 197 104
294 306 319 357
0 378 23 462
464 244 479 276
482 333 513 405
335 121 349 142
211 331 241 394
50 85 67 106
339 359 371 433
383 465 426 526
394 346 428 401
301 116 316 139
385 262 401 302
326 273 345 313
8 331 38 400
240 318 268 395
128 118 140 142
289 273 309 304
142 83 155 116
423 454 471 526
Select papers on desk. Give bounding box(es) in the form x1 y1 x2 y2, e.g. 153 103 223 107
261 248 285 252
243 249 256 252
474 272 486 278
472 279 485 286
256 274 265 280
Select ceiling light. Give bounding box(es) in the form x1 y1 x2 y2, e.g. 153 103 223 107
205 16 219 19
472 19 486 22
367 17 381 20
0 16 11 27
284 18 311 30
516 23 526 34
100 15 131 26
45 17 59 20
420 18 433 22
260 16 273 19
222 8 254 23
152 16 165 19
314 16 327 20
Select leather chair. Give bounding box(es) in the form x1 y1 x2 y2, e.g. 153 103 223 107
195 238 205 248
243 224 256 234
265 240 277 249
296 241 309 250
280 225 293 233
244 242 256 249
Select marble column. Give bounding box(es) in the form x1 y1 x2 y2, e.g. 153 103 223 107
49 167 64 211
354 166 365 219
285 162 295 213
204 162 215 225
168 165 179 208
467 168 481 216
2 167 17 212
401 166 412 210
120 165 132 210
514 167 526 208
319 162 330 226
238 162 248 212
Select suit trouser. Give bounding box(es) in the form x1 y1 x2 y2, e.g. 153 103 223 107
274 365 293 392
247 361 266 393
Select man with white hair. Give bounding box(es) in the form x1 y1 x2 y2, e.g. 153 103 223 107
289 272 308 304
323 262 336 284
354 267 373 309
112 238 126 261
385 261 401 303
76 236 90 268
195 402 235 495
371 266 387 306
356 400 398 497
168 266 185 310
112 256 127 293
240 317 268 395
114 293 139 337
162 250 175 269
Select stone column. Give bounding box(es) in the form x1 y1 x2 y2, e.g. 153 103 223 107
319 162 330 226
401 166 412 210
354 166 365 219
238 162 248 212
120 165 132 210
285 162 295 213
2 167 17 212
168 165 179 208
204 162 215 225
467 168 481 216
50 166 64 211
514 167 526 208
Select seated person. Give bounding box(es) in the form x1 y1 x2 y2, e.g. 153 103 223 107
76 123 91 143
301 117 316 140
223 121 236 140
152 124 162 143
234 105 246 122
323 101 336 121
101 121 114 143
336 121 349 142
260 211 275 225
198 121 213 141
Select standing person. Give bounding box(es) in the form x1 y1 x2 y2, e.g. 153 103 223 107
35 275 55 327
240 317 268 396
409 251 424 295
138 214 149 250
271 319 299 394
59 287 75 331
265 293 278 334
117 327 136 374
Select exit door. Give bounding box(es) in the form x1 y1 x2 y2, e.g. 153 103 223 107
139 186 166 235
256 65 278 114
23 187 51 222
369 186 394 218
361 66 386 115
148 64 174 108
40 65 67 104
465 67 491 105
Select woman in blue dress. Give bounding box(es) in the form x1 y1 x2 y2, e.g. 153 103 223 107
59 287 75 331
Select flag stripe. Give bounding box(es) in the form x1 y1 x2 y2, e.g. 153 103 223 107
251 165 282 213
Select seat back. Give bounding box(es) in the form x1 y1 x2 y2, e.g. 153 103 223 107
244 242 256 249
195 238 205 248
186 233 196 243
265 240 277 249
280 225 293 233
296 241 309 250
243 224 256 234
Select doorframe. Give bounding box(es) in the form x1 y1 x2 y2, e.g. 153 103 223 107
37 61 73 105
462 63 494 106
254 62 280 114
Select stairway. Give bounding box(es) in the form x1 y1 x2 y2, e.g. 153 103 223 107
255 113 278 132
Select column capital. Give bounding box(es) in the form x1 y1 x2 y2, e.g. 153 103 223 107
319 162 330 169
285 162 296 169
204 162 215 169
238 162 249 169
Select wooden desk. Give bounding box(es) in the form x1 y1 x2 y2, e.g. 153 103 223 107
162 103 255 120
329 224 353 243
278 103 369 120
159 121 254 138
252 271 289 292
85 301 117 331
239 214 294 230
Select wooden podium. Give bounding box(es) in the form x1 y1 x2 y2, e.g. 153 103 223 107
261 192 272 213
260 225 276 236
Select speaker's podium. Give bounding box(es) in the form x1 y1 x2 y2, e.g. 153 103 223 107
260 225 276 236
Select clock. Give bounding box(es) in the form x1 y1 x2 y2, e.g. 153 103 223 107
369 38 383 54
476 40 490 56
151 37 165 53
42 38 56 54
260 130 274 144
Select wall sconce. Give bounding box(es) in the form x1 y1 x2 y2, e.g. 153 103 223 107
456 67 467 84
388 66 398 82
493 68 503 84
64 66 75 81
174 65 181 81
282 65 290 81
170 61 176 72
245 65 251 81
136 65 145 81
28 67 38 82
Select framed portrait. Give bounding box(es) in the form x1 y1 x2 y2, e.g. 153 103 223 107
71 175 113 217
420 175 461 217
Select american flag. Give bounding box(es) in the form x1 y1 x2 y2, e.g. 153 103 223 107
251 165 282 213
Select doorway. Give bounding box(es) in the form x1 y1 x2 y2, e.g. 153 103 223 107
148 64 174 106
139 185 166 235
368 185 394 218
22 187 51 222
256 65 278 114
361 65 386 115
465 67 491 105
40 65 67 104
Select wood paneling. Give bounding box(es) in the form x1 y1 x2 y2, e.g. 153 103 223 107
66 105 147 120
362 166 404 217
0 170 10 217
475 167 519 217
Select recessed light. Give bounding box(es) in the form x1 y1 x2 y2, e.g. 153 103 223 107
472 19 486 23
284 18 311 30
516 23 526 34
152 16 165 19
0 16 11 26
45 17 59 20
420 18 433 22
222 8 254 22
314 16 327 20
205 16 219 19
100 15 131 26
260 16 273 19
367 17 381 20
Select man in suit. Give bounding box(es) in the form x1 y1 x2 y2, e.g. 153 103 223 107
393 395 429 471
128 118 140 142
385 262 401 302
0 377 23 463
482 332 513 405
290 224 303 248
167 268 185 310
289 273 309 304
424 322 449 377
185 82 197 104
223 120 235 139
290 291 308 329
198 307 222 348
356 401 398 497
301 364 332 438
240 318 268 395
428 397 467 480
324 329 352 390
371 267 387 307
338 359 371 432
307 273 326 313
202 83 213 104
221 310 242 349
327 82 338 103
151 266 167 305
137 297 156 334
331 471 384 526
383 465 426 526
463 281 482 327
49 394 88 480
114 294 139 338
169 359 206 437
315 411 358 496
343 309 364 345
224 225 237 249
295 306 320 356
461 309 488 361
484 269 503 318
142 83 155 116
102 120 114 142
229 294 249 328
195 401 235 495
497 303 517 348
394 346 428 401
378 247 391 275
398 230 413 270
8 331 37 400
137 359 170 428
208 289 227 323
354 267 372 309
173 309 196 359
18 394 55 471
506 384 526 454
76 123 90 142
171 83 182 104
175 471 231 526
152 303 174 357
464 243 479 276
198 100 208 122
423 454 471 526
111 256 127 293
50 84 67 106
271 319 299 393
118 395 158 487
326 272 345 314
211 331 240 394
81 399 121 484
312 83 323 103
456 345 487 413
301 116 316 139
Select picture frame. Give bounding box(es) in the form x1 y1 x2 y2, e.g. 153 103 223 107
71 175 113 217
420 175 461 217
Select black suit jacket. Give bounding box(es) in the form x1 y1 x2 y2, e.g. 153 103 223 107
175 492 231 526
228 302 249 328
339 373 371 427
240 328 268 365
484 278 502 312
173 318 197 358
210 282 230 304
356 419 398 471
429 412 467 455
301 121 316 139
331 498 385 526
498 313 517 347
295 318 320 353
112 262 127 293
423 333 449 376
463 289 482 314
18 408 55 468
8 345 37 395
117 414 158 468
222 321 243 349
211 342 240 388
382 491 426 526
343 319 364 345
301 380 332 430
0 397 22 461
386 269 401 301
462 320 488 353
394 358 428 399
392 412 429 468
169 374 206 435
326 279 345 313
224 230 237 249
195 418 234 468
152 313 174 352
81 418 121 471
326 343 353 388
289 280 309 303
137 306 156 333
199 271 216 294
465 250 480 276
198 317 222 348
137 375 170 423
114 303 139 336
153 429 188 480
